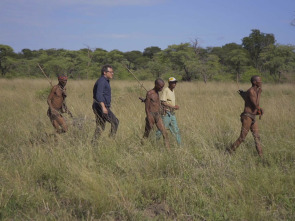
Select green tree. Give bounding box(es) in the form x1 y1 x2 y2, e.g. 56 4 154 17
191 41 221 83
63 50 87 79
226 48 251 83
124 50 148 70
143 46 161 59
21 49 34 59
162 43 197 81
212 43 242 65
197 53 221 83
92 48 108 65
107 50 124 64
259 44 295 82
0 45 15 76
79 47 94 79
242 29 275 68
146 53 168 78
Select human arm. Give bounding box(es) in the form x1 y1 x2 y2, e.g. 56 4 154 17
249 89 259 110
145 91 156 124
47 86 59 115
145 92 152 116
249 88 263 115
256 87 262 106
94 79 108 114
257 88 263 116
100 102 108 114
161 101 179 110
160 89 179 110
62 102 73 117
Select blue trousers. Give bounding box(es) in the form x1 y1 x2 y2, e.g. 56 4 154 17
156 111 181 145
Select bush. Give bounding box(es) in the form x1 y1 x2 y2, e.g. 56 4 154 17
35 87 52 100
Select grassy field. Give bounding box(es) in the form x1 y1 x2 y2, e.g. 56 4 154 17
0 79 294 220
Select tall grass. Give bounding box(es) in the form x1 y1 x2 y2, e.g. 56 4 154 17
0 79 294 220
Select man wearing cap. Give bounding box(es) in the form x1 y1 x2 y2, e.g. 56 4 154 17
92 64 119 143
156 77 181 145
47 74 72 133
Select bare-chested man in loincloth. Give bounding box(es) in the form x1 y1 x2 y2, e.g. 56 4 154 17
143 78 170 149
227 75 264 156
47 74 72 133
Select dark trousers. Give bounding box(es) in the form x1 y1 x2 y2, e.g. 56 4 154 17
92 103 119 141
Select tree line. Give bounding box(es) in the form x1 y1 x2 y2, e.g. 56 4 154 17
1 29 295 83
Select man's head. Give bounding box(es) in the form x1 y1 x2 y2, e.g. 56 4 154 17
154 78 165 92
101 64 114 80
168 77 177 90
58 74 68 87
250 75 262 88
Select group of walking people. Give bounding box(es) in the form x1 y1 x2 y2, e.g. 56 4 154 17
47 64 264 156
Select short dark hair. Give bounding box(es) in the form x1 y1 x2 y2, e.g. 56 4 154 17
155 78 164 85
250 75 260 84
101 64 113 76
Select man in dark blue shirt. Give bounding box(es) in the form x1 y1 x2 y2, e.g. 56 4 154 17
92 64 119 143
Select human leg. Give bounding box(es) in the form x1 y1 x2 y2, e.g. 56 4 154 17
143 117 153 139
250 122 263 156
169 115 181 145
48 109 67 133
105 109 119 137
229 116 252 153
156 114 170 140
155 118 170 149
92 106 106 141
55 115 68 133
49 114 60 132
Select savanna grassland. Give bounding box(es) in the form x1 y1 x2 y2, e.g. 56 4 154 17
0 79 294 220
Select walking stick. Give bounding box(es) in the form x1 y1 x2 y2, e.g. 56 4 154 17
121 63 148 102
37 63 53 87
121 63 148 92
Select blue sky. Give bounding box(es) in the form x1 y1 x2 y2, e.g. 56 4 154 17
1 0 295 53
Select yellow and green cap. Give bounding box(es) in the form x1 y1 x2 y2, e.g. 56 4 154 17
168 77 177 82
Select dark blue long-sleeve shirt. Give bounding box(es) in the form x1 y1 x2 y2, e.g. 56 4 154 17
93 76 111 108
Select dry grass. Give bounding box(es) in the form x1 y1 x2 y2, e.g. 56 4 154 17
0 79 294 220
